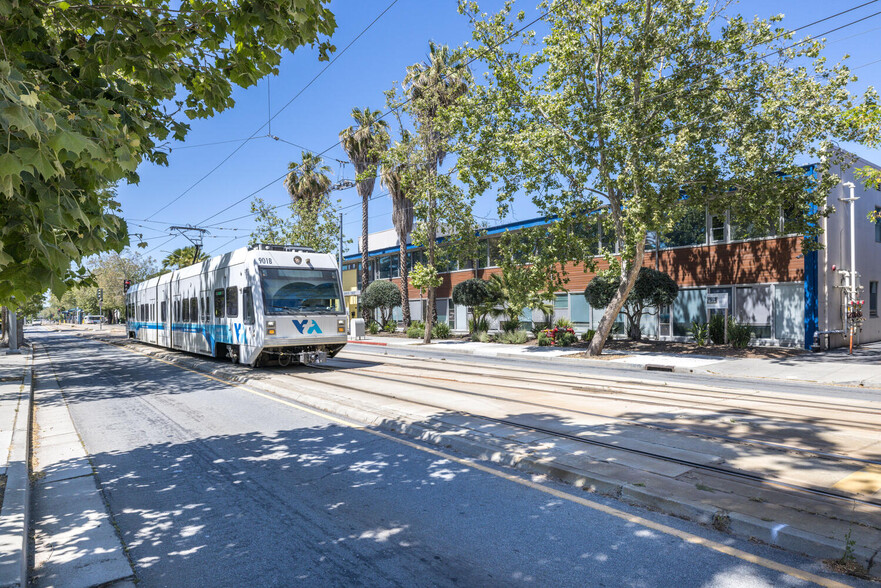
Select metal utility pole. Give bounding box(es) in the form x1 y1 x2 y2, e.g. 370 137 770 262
839 182 860 354
338 212 344 274
169 225 210 265
97 288 104 330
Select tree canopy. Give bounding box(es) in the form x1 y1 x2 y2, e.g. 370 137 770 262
0 0 336 306
456 0 875 354
361 279 401 325
584 267 678 340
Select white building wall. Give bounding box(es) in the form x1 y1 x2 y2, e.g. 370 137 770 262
819 157 881 348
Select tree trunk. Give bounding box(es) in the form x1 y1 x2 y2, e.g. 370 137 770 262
423 194 436 344
360 192 369 305
0 306 7 346
398 237 410 326
628 313 642 341
587 238 646 355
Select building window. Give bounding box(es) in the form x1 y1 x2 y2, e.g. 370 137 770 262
710 212 726 243
871 282 878 318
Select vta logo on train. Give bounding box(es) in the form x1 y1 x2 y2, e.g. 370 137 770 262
291 319 322 334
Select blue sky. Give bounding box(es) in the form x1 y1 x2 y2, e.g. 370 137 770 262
118 0 881 262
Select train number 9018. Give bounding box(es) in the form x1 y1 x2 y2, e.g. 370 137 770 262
258 257 273 265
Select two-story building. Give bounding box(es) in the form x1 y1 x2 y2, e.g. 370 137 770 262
343 155 881 349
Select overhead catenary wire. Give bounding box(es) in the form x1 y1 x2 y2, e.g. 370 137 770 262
142 0 402 222
149 0 881 253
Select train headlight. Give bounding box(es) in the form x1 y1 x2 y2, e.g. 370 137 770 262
266 320 276 335
337 318 345 333
266 320 275 327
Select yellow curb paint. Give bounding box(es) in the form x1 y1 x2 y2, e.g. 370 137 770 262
100 339 852 588
832 465 881 496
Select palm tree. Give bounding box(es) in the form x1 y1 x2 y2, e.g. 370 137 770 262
404 42 470 342
381 140 415 326
339 108 390 296
284 151 332 204
162 246 208 270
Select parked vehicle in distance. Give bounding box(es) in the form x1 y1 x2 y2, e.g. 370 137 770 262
31 319 42 326
83 315 103 324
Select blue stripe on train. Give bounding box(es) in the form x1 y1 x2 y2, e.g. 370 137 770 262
129 322 237 352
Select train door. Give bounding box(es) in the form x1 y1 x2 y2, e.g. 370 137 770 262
158 284 170 348
172 294 183 348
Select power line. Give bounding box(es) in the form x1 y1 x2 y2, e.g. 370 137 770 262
142 0 401 222
153 0 879 251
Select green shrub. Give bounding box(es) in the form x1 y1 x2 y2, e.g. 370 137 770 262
554 317 574 329
498 330 528 344
690 320 709 346
477 331 493 343
468 316 489 334
406 325 423 338
367 321 380 335
500 319 520 333
431 322 451 339
728 322 752 348
537 331 553 346
531 321 551 337
709 313 726 345
383 320 397 333
556 331 577 347
581 329 596 342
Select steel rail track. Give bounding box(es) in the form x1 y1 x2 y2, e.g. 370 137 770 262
337 351 881 417
304 362 881 468
295 364 881 509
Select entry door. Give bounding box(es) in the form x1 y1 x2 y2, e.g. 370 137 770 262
172 295 183 348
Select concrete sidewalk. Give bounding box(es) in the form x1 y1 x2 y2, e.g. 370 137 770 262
348 335 881 388
0 347 32 588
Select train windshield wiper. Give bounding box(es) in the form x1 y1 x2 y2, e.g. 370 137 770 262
269 304 301 313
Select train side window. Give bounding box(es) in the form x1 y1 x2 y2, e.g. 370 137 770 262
190 298 197 323
203 296 209 322
182 297 190 322
174 300 180 322
214 289 225 318
242 287 254 325
161 301 167 322
226 286 238 317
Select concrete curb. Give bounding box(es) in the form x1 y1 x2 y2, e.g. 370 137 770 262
347 341 694 374
0 349 33 588
81 334 881 577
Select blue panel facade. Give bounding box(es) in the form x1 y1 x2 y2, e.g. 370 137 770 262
804 249 818 349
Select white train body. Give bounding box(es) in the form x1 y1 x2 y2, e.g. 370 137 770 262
124 245 347 366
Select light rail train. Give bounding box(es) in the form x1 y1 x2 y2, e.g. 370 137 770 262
125 244 347 366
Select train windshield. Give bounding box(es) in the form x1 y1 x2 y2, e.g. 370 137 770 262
260 267 343 315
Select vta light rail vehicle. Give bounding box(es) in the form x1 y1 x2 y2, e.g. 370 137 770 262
125 244 347 367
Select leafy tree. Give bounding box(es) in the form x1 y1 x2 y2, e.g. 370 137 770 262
361 280 401 325
585 267 678 341
401 42 473 343
381 136 416 325
161 247 208 271
250 151 339 254
452 278 496 334
849 102 881 191
249 196 340 255
340 107 390 294
0 0 336 306
456 0 873 355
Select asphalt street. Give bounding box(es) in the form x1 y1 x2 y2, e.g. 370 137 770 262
28 330 869 587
